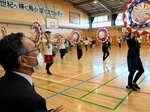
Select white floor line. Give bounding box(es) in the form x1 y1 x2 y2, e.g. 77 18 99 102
33 70 92 87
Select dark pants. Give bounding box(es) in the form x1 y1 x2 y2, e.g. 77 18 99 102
108 42 111 49
85 45 88 51
127 56 144 86
102 49 109 61
46 62 53 72
77 49 82 60
90 44 92 48
60 49 66 59
119 43 121 48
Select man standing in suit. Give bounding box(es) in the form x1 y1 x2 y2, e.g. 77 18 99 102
0 32 63 112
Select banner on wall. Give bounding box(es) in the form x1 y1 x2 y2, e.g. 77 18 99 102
0 0 64 18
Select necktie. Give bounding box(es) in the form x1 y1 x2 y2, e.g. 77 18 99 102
32 83 35 91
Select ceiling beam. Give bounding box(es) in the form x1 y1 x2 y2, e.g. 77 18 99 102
63 0 89 15
77 6 90 15
97 0 112 13
90 9 123 17
63 0 75 7
89 3 101 14
74 0 95 6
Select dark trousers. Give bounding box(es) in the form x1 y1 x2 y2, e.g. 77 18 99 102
46 62 53 72
127 56 144 86
102 50 109 61
77 49 82 60
119 43 121 48
85 45 88 51
108 43 111 49
60 49 66 59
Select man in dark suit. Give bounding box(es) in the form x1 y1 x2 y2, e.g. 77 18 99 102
0 33 63 112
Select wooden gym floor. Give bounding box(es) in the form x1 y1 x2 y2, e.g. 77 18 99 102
0 46 150 112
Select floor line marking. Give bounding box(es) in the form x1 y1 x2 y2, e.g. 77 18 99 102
36 70 93 83
33 74 150 97
33 77 123 100
36 85 115 110
36 61 127 85
33 70 93 87
54 70 93 83
45 73 104 100
45 63 126 100
79 76 119 99
35 75 149 111
113 75 147 110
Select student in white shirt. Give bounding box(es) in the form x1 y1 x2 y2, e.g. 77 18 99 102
43 31 54 75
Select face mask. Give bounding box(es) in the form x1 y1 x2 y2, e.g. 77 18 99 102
23 53 44 72
33 53 44 72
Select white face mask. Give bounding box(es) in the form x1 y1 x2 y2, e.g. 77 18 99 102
33 53 44 72
23 53 44 72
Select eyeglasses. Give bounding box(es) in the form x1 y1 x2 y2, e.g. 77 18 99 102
26 48 40 55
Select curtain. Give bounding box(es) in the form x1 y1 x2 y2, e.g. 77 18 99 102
112 14 118 26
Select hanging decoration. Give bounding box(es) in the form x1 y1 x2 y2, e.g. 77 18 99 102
71 29 81 43
123 0 150 35
96 27 110 42
53 33 62 45
31 22 43 47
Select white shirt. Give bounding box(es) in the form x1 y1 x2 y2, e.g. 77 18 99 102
118 38 122 43
84 40 89 45
43 37 53 55
59 39 66 49
13 71 32 86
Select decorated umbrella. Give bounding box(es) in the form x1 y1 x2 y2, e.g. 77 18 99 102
53 33 62 45
123 0 150 35
96 27 110 42
31 22 44 47
71 29 81 43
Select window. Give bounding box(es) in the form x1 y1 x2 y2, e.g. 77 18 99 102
98 21 111 27
93 17 98 23
92 15 111 28
92 23 98 28
98 16 103 22
115 13 124 26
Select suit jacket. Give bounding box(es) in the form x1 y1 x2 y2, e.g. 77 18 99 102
0 71 48 112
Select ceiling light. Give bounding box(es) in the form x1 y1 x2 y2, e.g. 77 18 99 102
93 0 97 4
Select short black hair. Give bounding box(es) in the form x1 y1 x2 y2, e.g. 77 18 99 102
0 32 29 71
45 31 51 34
